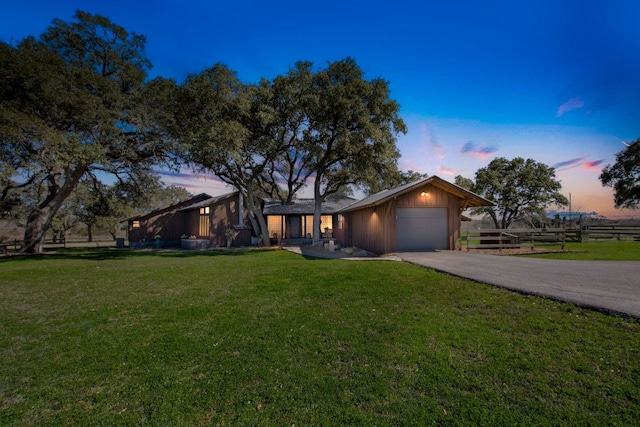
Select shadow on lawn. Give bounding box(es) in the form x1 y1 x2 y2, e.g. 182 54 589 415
0 247 268 263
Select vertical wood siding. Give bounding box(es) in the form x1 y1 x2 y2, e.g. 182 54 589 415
347 183 462 254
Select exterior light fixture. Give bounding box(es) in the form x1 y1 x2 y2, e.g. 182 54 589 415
421 192 429 197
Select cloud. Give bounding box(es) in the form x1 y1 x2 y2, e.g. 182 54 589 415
583 159 605 171
158 169 231 193
556 98 585 117
460 141 497 159
553 157 585 169
438 166 455 175
420 123 445 161
553 157 604 172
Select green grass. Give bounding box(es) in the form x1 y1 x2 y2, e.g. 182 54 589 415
1 249 639 425
526 240 640 260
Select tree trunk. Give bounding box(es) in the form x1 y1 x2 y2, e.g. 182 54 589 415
87 224 93 242
22 167 86 254
312 178 324 244
244 188 270 246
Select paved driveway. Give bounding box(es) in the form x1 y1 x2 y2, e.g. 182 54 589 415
398 251 640 318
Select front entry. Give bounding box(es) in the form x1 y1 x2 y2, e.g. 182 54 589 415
396 208 449 251
285 215 302 239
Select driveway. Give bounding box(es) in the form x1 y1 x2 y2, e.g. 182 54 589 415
398 251 640 318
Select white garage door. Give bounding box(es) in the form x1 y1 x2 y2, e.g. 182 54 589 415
396 208 448 252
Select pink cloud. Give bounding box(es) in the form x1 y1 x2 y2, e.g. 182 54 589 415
438 165 455 175
556 98 584 117
583 160 605 171
553 157 586 170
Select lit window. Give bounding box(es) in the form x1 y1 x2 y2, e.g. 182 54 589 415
321 215 333 231
132 220 140 228
267 216 285 239
199 206 210 236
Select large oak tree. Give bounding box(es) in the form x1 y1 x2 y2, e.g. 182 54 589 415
172 64 279 245
295 58 406 242
460 157 568 229
0 11 177 253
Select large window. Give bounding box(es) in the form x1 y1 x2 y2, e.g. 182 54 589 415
303 215 333 237
321 215 333 232
267 216 285 239
199 207 210 237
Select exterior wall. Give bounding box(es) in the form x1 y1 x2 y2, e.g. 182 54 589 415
127 193 252 249
127 194 211 248
208 197 252 247
332 213 346 243
345 183 462 254
128 210 188 248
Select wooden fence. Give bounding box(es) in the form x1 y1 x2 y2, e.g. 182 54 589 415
582 225 640 241
466 225 640 251
0 238 66 253
466 228 577 251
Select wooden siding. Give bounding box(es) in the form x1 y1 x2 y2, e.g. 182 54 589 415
128 193 252 248
345 183 462 254
209 197 251 247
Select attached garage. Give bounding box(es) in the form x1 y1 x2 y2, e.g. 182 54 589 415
396 207 448 252
339 176 494 254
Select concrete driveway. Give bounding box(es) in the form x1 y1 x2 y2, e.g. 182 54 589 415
398 251 640 318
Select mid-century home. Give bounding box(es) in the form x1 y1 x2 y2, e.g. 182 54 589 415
125 175 492 253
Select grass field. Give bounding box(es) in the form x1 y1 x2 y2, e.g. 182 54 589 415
526 240 640 260
1 248 639 425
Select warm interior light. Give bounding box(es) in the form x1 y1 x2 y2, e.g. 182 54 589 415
421 192 429 197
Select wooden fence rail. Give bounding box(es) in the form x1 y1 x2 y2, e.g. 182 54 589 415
466 228 570 251
466 225 640 251
0 238 66 253
582 226 640 241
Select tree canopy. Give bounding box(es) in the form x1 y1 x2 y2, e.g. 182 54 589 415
2 12 407 250
460 157 568 229
599 138 640 209
172 58 406 243
0 11 177 253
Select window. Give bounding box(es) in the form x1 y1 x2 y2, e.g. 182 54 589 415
302 215 333 238
304 216 314 237
267 216 285 239
199 206 210 237
132 220 140 228
321 215 333 231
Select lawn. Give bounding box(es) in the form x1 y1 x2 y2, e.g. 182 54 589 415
1 248 639 425
526 240 640 260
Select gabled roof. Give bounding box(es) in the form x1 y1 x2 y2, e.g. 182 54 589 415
124 193 212 222
263 196 358 215
339 175 494 212
177 191 239 211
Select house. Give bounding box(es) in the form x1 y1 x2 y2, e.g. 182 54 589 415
125 176 491 253
126 191 251 249
338 176 493 253
263 196 358 244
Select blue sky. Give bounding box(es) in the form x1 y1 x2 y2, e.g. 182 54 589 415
2 0 639 218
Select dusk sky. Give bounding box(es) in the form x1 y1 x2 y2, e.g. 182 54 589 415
2 1 639 218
